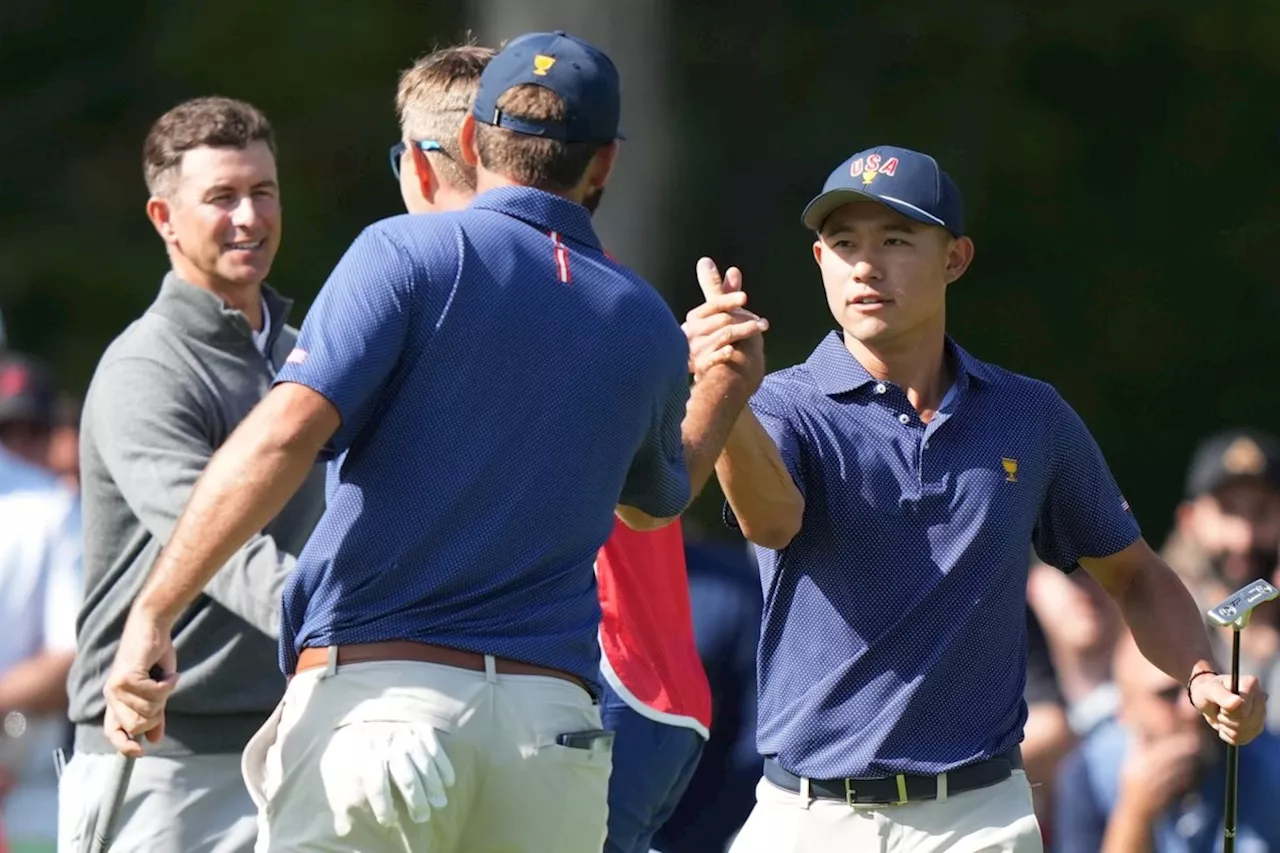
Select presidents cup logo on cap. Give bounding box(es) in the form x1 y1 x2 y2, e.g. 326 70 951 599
802 145 964 237
473 30 623 144
1223 437 1267 476
1185 427 1280 498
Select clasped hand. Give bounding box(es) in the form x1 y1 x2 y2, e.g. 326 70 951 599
683 257 768 388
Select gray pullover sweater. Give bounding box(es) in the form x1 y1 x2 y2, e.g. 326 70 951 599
67 273 327 755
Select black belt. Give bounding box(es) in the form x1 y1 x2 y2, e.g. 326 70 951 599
763 747 1023 806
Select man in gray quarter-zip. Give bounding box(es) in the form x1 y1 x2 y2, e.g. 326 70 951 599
57 96 326 853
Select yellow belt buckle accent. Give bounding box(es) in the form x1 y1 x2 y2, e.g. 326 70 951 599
895 774 909 804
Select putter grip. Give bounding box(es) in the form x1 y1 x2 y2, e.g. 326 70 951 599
89 664 168 853
91 753 136 851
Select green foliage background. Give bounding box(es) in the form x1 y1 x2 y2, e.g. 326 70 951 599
4 2 1279 542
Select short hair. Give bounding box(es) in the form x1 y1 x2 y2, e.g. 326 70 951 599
396 44 494 190
143 96 276 197
474 85 605 192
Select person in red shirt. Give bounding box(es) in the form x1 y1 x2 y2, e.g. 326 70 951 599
596 518 712 852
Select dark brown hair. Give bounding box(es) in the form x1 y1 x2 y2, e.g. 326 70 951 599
143 96 276 196
474 85 604 192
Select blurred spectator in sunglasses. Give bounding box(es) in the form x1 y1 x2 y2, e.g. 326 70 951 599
1161 428 1280 731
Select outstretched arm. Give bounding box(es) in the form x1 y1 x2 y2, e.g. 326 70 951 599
102 383 337 756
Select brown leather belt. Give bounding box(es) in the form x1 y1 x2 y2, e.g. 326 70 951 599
294 640 592 696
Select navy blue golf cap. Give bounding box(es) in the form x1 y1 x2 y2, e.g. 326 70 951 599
801 146 965 237
473 31 622 144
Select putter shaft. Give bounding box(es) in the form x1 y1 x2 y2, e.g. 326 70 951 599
1223 628 1241 853
1204 579 1275 853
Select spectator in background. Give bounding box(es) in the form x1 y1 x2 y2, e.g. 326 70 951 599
0 353 78 494
1028 556 1123 737
653 531 762 853
0 433 82 853
1054 629 1280 853
1161 428 1280 731
0 354 57 473
1022 604 1074 847
1025 551 1126 845
46 394 81 495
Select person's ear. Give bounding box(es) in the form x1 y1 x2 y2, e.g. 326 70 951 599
411 145 436 202
146 196 178 247
459 114 479 168
943 235 975 285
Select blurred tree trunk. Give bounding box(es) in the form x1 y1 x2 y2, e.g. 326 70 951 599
467 0 674 293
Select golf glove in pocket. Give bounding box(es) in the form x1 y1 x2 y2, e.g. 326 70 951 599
320 721 457 836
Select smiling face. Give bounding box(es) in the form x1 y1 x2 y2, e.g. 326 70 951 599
813 201 974 351
146 141 281 293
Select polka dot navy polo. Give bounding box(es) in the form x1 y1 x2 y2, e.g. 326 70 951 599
273 186 692 690
727 330 1140 778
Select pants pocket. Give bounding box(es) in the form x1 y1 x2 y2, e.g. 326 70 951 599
241 701 286 814
56 755 101 853
538 741 613 853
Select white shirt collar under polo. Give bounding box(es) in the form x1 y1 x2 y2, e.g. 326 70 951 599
253 296 271 355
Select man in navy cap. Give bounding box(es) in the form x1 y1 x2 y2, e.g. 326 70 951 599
0 351 58 471
101 30 766 853
686 145 1270 851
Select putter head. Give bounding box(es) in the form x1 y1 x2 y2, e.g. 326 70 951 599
1207 578 1280 629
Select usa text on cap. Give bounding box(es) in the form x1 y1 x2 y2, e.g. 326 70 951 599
472 30 623 145
801 145 965 237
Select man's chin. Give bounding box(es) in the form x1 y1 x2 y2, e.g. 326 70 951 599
219 261 274 288
839 318 893 346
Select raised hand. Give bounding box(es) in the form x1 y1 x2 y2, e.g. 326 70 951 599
683 257 768 390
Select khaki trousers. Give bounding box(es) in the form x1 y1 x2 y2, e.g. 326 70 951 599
242 656 611 853
729 770 1043 853
56 751 255 853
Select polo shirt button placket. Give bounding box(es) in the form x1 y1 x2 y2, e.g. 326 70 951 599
898 413 910 425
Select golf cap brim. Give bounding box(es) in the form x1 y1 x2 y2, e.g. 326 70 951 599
801 189 953 234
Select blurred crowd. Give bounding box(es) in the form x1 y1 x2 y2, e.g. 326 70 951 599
2 304 1279 852
1022 426 1280 851
0 342 84 853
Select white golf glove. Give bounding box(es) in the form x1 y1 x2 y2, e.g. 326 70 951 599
320 721 457 836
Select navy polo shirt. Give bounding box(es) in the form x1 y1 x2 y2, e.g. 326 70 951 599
732 331 1140 778
273 186 692 689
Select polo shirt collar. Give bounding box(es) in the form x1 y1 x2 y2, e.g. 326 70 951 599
470 186 601 251
150 272 292 354
806 330 994 397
